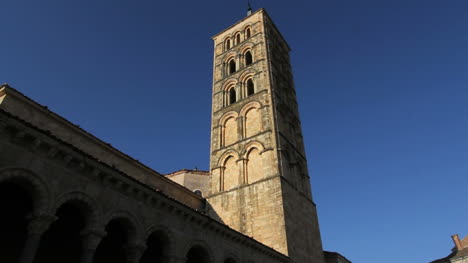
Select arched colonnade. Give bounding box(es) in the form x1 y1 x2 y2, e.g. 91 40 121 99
0 168 247 263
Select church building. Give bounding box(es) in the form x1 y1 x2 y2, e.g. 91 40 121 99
0 8 350 263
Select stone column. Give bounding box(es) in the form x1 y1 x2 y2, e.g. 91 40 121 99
222 62 226 78
237 116 244 140
125 243 146 263
80 229 106 263
19 214 57 263
236 54 241 71
242 158 248 184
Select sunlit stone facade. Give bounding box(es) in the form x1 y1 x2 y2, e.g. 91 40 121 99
0 8 349 263
206 9 325 263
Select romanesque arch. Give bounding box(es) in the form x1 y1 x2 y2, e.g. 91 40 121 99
141 226 172 263
35 199 91 263
239 70 255 84
223 53 237 76
246 147 264 184
224 37 232 51
244 25 252 39
240 44 254 67
234 32 241 45
52 191 102 231
101 210 143 243
0 168 51 212
219 111 239 147
241 141 266 157
222 155 240 191
94 210 143 263
184 241 213 263
223 251 240 263
240 101 262 138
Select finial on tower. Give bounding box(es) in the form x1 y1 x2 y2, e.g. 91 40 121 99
247 1 252 16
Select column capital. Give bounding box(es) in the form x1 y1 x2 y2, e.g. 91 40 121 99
19 213 56 263
26 213 57 235
81 229 107 250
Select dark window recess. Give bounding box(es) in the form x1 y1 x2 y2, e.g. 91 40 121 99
229 88 236 104
245 51 253 66
236 34 240 44
226 40 231 50
229 60 236 74
247 79 254 96
246 28 251 38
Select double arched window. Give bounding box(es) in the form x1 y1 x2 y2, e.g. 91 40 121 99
222 27 252 52
223 78 255 107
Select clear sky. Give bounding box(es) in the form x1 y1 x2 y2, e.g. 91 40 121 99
2 1 467 262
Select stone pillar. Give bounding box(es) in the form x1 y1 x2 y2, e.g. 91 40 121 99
242 158 248 184
236 83 242 101
125 243 146 263
222 62 229 78
80 229 106 263
237 116 244 140
19 214 57 263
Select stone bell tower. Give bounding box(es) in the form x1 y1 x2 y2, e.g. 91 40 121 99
206 8 325 263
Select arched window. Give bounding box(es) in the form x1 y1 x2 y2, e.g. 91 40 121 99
245 28 251 38
247 79 254 96
223 156 240 190
236 34 241 45
247 147 263 183
141 230 170 263
225 39 231 50
229 60 236 74
186 245 211 263
229 88 236 104
223 116 237 146
245 51 253 66
245 107 261 137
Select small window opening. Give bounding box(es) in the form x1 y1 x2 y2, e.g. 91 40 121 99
245 51 253 66
226 39 231 50
246 28 251 38
229 88 236 104
236 34 241 44
229 60 236 74
247 79 254 96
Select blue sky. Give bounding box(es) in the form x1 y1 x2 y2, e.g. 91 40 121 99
2 1 467 262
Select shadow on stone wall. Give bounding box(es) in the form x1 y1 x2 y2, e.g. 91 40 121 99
203 200 224 224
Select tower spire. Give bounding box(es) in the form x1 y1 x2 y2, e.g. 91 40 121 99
247 1 252 16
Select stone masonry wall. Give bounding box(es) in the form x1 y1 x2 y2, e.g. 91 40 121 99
207 176 288 255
